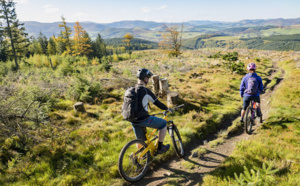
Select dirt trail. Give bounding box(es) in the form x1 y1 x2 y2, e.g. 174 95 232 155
133 61 285 186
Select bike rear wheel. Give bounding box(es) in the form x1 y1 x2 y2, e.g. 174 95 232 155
118 139 150 182
244 106 253 134
169 124 184 158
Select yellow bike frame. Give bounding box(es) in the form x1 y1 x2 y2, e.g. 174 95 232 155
136 115 169 158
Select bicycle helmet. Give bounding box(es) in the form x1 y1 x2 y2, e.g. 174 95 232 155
136 68 153 80
247 63 256 70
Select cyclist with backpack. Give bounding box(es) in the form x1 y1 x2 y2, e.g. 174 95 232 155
240 63 263 123
122 68 172 154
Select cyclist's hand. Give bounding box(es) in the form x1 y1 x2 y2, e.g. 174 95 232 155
167 108 174 114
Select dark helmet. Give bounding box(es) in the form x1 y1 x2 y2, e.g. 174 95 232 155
136 68 153 80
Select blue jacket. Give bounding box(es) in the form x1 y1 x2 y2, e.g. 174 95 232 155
240 73 263 97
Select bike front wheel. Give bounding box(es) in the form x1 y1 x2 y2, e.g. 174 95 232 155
245 107 253 134
118 139 151 182
170 124 184 158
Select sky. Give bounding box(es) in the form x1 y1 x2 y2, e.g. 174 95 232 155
14 0 300 23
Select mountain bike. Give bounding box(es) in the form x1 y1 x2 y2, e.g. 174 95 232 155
118 104 185 182
244 101 263 134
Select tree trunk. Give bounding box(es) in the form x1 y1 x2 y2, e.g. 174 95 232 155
167 92 179 107
3 4 18 70
159 78 169 97
152 75 160 95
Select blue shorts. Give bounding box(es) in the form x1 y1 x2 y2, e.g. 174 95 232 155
243 96 260 110
131 116 167 140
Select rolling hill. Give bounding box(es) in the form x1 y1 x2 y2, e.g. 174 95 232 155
22 17 300 41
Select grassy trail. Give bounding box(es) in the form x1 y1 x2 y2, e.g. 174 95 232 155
134 60 285 186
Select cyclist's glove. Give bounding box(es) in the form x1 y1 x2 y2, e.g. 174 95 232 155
167 108 174 114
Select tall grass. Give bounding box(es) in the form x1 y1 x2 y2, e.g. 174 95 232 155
0 49 278 185
202 57 300 185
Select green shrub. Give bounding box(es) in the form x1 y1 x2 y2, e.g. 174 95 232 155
224 163 279 185
66 75 103 103
222 51 238 61
99 58 112 72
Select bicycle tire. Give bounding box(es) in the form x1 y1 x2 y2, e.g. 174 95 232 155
118 139 151 182
244 106 252 134
170 125 184 158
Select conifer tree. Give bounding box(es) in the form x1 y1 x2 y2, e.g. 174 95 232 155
0 0 29 69
72 21 92 56
47 36 56 55
0 19 7 61
91 33 106 59
37 31 48 55
58 16 72 55
54 31 66 55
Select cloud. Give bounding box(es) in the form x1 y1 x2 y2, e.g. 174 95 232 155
156 5 167 11
15 0 29 4
142 7 151 13
44 4 60 13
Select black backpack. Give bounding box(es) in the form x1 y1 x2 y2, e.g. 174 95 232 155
122 85 142 122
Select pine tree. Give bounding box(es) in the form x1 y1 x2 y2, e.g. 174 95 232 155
72 21 92 56
58 16 72 56
37 31 48 55
54 31 66 55
47 36 56 55
0 0 29 69
91 33 106 60
0 19 7 61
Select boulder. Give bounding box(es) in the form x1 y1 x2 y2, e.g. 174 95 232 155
73 102 86 113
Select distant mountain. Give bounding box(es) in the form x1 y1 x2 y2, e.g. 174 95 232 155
104 20 164 29
21 17 300 41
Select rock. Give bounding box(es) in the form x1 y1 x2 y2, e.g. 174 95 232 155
192 152 198 158
73 102 86 113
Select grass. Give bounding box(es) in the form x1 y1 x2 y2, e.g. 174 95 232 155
265 69 283 91
0 49 276 185
202 56 300 185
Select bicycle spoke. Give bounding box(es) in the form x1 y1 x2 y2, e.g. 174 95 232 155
118 139 150 182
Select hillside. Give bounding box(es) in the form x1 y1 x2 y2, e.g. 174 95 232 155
104 37 158 50
22 17 300 41
182 34 300 51
1 49 299 185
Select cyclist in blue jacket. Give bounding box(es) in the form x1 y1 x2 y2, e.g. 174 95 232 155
240 63 264 123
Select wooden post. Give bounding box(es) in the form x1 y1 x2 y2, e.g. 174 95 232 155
152 75 160 95
49 58 53 69
167 92 179 107
159 78 169 97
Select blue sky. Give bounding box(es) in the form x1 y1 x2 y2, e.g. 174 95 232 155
15 0 300 23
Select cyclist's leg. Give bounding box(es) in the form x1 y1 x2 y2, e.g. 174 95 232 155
241 96 251 121
131 124 147 141
133 116 169 153
253 96 262 116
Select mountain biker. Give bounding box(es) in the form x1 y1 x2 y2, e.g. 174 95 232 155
130 68 172 154
240 63 263 123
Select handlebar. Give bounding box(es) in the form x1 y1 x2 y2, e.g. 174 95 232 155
152 104 184 116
